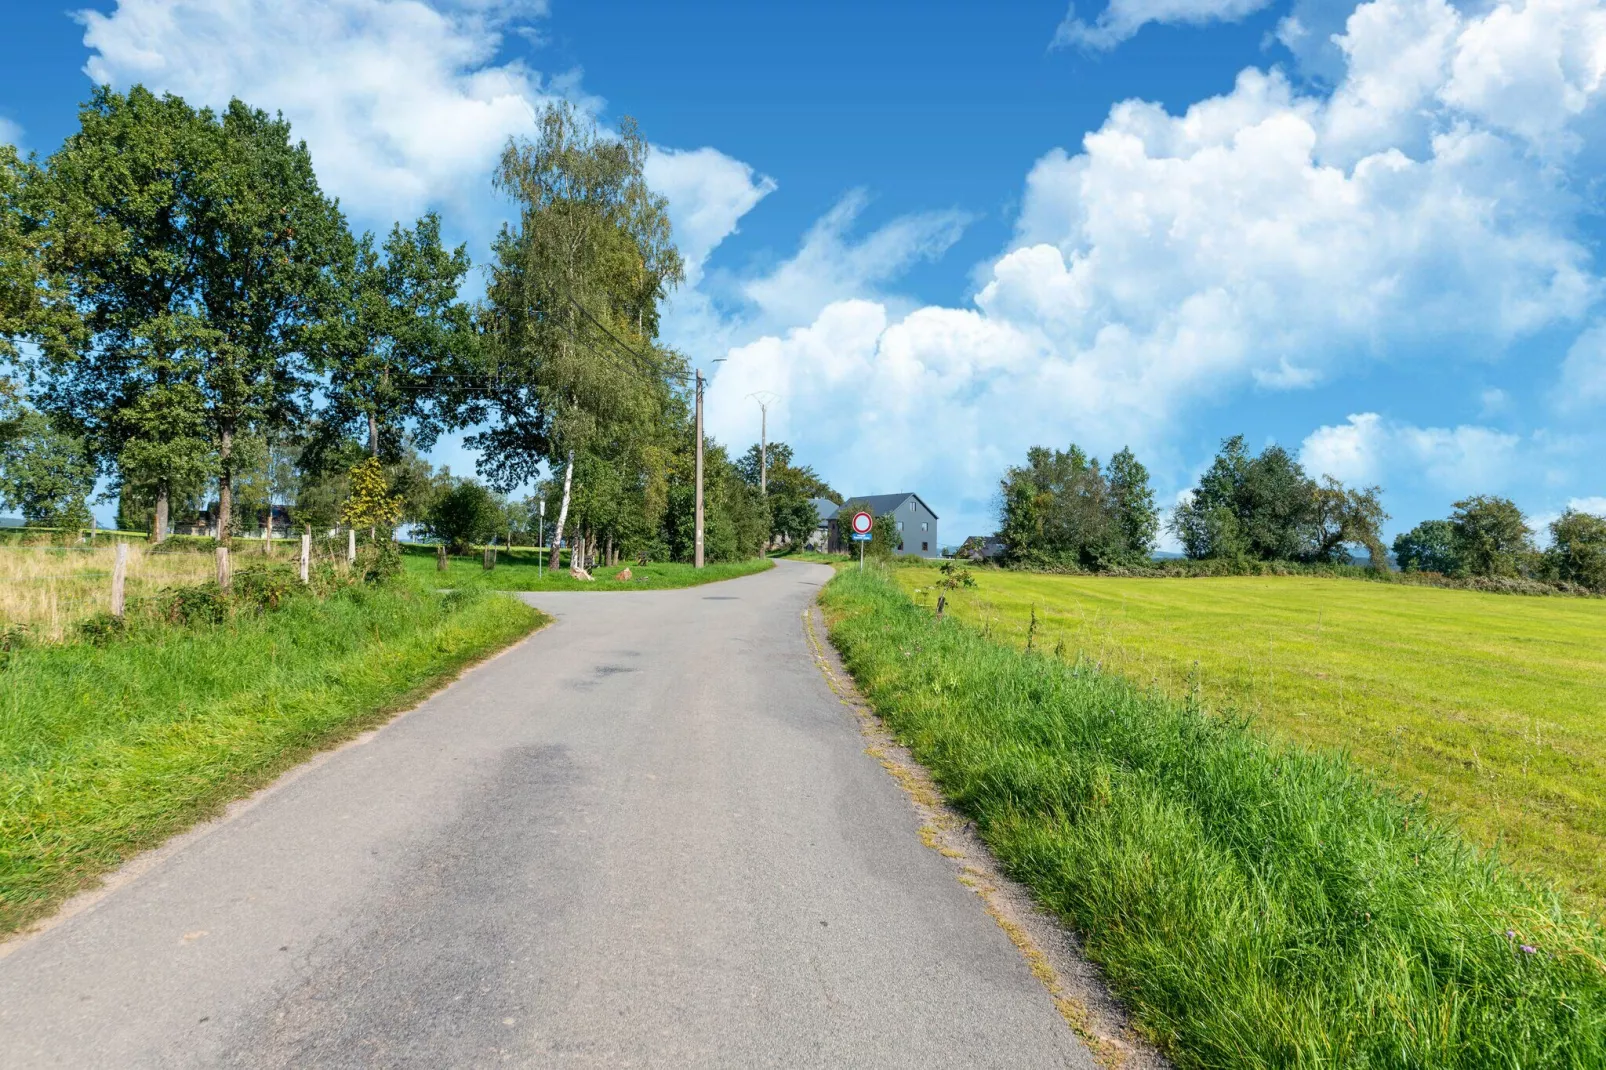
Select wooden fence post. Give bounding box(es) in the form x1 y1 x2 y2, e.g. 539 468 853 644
216 545 232 592
936 594 946 620
347 528 356 566
437 544 448 572
110 541 128 619
300 533 311 583
263 517 271 555
483 546 496 571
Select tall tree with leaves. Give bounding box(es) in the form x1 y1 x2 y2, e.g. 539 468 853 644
21 88 214 540
186 100 345 544
476 102 685 570
314 214 473 463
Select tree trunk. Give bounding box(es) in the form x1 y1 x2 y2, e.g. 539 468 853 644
153 482 169 545
368 411 379 458
548 451 574 571
217 424 234 546
606 535 614 567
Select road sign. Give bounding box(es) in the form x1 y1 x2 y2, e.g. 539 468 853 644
849 510 873 538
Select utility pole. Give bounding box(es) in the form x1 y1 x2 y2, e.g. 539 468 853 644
746 391 779 496
694 368 705 569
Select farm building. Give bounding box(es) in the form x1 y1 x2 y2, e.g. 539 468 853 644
816 493 940 559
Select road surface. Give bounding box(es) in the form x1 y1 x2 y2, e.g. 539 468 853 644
0 560 1093 1068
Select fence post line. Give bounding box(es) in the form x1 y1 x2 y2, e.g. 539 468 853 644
347 528 356 566
437 543 447 572
110 541 128 619
216 545 232 592
300 533 311 584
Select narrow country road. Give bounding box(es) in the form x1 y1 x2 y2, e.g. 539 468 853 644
0 560 1093 1068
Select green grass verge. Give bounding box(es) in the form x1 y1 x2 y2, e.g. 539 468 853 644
895 567 1606 915
400 547 773 591
823 566 1606 1068
0 579 543 935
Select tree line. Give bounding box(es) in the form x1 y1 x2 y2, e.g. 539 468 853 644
0 87 805 564
995 434 1604 590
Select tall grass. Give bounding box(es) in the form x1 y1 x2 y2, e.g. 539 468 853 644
0 579 541 934
0 544 217 640
822 567 1606 1068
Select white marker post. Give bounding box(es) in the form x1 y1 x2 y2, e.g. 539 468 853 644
849 509 873 571
538 497 545 581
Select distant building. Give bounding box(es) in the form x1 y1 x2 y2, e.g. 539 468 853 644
805 498 840 551
825 493 940 559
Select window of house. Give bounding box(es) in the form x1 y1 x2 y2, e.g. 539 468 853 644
921 541 928 551
921 521 928 531
898 541 905 552
897 521 904 531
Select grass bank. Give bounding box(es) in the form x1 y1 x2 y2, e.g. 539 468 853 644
895 567 1606 914
823 567 1606 1068
401 546 773 591
0 579 542 935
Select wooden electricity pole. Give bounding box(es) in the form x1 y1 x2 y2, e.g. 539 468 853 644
694 368 705 569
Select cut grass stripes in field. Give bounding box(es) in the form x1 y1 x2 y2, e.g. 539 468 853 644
0 581 542 936
822 567 1606 1069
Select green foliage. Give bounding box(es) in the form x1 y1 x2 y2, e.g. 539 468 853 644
426 479 505 553
312 214 474 459
1544 509 1606 591
824 568 1606 1068
736 441 838 547
999 443 1157 567
935 560 977 589
0 398 95 528
473 101 684 491
1394 518 1460 574
1171 435 1386 565
1451 495 1533 578
339 455 404 533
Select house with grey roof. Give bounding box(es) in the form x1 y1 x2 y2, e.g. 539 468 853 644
822 492 940 559
804 498 840 551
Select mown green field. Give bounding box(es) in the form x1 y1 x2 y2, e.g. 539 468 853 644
0 580 542 934
402 547 773 591
895 566 1606 912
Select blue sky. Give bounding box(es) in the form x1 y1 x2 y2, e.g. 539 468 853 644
2 0 1604 545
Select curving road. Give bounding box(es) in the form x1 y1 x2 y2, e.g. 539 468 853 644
0 560 1093 1068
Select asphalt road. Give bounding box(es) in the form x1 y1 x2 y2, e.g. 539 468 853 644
0 560 1093 1068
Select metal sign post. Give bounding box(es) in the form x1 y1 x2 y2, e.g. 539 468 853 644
849 510 873 571
538 497 545 580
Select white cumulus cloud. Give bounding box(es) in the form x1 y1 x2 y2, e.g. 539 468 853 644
1054 0 1278 50
77 0 568 225
1298 413 1522 494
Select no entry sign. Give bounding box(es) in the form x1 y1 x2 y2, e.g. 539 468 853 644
849 510 873 541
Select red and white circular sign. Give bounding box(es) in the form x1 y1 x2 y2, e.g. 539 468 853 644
850 510 873 536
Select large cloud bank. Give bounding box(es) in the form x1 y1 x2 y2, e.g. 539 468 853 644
705 0 1606 535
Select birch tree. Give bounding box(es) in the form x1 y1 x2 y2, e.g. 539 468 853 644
474 102 684 569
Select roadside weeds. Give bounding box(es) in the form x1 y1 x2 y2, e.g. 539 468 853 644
803 601 1169 1070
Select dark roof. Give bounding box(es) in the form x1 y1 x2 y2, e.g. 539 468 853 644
842 492 939 520
809 498 839 525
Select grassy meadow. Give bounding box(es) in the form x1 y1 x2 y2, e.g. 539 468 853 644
0 580 542 934
1 543 218 641
895 565 1606 913
825 567 1606 1068
401 545 774 590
